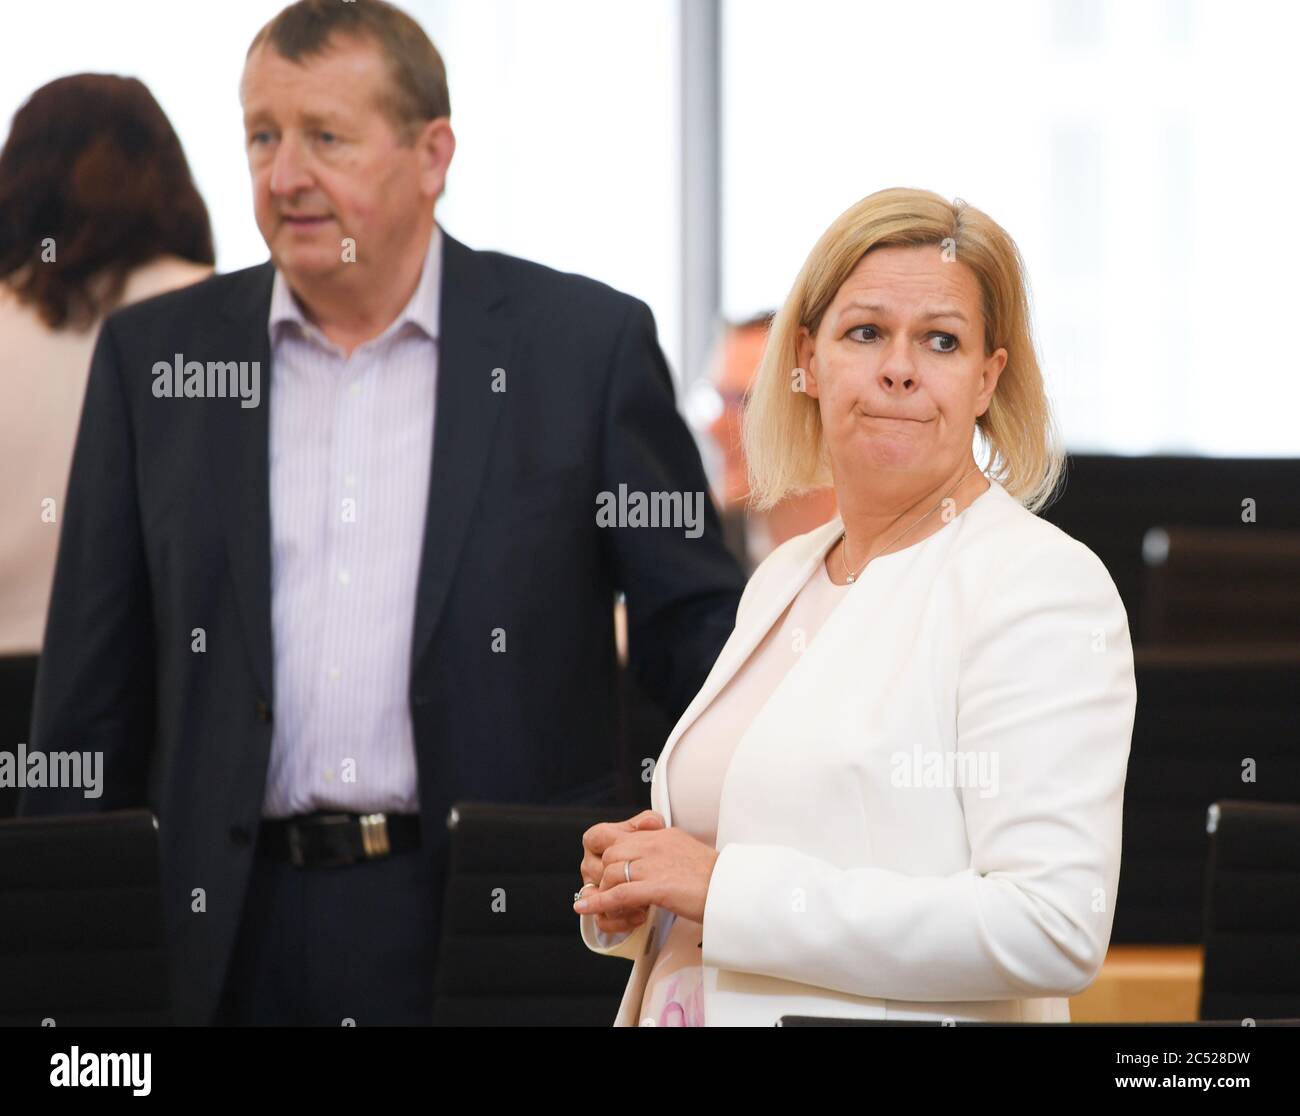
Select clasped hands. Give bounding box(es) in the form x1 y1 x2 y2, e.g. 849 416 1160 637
574 809 720 932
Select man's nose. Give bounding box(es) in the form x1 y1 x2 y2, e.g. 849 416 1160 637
268 134 313 197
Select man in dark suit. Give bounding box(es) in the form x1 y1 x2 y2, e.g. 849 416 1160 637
18 0 743 1025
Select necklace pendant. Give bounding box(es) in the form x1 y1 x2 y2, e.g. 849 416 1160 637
845 573 855 583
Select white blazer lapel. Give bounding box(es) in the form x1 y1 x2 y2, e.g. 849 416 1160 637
651 516 845 827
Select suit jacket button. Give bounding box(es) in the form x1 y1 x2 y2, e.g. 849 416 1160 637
229 825 251 846
254 699 272 723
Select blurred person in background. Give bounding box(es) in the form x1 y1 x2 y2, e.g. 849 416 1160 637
0 73 214 817
700 314 837 575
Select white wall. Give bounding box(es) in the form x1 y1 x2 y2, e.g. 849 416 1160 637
2 0 684 376
722 0 1300 456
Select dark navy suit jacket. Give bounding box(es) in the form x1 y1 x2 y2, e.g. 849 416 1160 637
17 230 744 1024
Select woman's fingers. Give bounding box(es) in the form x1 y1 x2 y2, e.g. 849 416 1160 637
581 810 665 859
628 809 665 830
577 878 653 917
594 907 649 935
578 811 665 927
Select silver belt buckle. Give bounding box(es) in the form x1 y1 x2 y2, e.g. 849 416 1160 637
359 813 391 859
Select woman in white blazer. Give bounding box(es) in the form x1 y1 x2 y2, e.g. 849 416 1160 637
574 186 1136 1027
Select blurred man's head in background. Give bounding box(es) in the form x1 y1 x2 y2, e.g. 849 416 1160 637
240 0 454 292
708 315 770 509
702 315 838 572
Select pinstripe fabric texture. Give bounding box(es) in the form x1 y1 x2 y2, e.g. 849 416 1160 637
261 226 442 818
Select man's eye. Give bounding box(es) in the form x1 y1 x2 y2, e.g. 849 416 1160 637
848 325 877 342
930 333 958 353
318 132 337 144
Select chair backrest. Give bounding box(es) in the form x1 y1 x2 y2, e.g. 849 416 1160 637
1115 651 1300 943
1200 800 1300 1021
431 801 635 1026
1140 526 1300 645
1038 454 1300 629
0 809 170 1025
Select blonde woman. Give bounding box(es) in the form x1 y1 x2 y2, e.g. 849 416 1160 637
574 187 1136 1026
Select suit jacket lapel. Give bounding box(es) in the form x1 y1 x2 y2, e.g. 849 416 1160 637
652 516 845 826
209 262 276 698
409 231 513 674
203 237 513 705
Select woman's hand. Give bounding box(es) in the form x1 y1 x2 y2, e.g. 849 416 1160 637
575 820 721 926
578 810 665 936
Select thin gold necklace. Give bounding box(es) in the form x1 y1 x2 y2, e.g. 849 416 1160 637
839 466 981 584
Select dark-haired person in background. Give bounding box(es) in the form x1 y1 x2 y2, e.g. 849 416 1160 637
0 74 214 817
17 0 743 1026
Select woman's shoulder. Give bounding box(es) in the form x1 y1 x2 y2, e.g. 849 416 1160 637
751 516 842 584
959 479 1126 615
120 255 214 306
734 516 842 624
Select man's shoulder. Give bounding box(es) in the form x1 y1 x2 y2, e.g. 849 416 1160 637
465 241 645 321
103 261 272 336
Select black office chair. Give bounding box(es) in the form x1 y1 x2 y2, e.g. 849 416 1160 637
1114 650 1300 943
431 801 635 1025
1199 799 1300 1021
1140 525 1300 646
0 810 171 1025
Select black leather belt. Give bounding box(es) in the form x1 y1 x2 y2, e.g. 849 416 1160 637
258 812 420 868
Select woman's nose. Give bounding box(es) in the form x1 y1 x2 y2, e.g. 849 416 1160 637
878 341 919 392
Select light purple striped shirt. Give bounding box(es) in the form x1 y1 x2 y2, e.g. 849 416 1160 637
261 225 442 818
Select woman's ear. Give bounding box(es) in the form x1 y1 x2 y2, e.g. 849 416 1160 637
975 346 1008 417
796 324 820 399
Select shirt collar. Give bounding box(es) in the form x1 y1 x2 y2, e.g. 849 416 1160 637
268 222 443 348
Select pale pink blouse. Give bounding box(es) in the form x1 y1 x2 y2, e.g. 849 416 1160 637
636 555 850 1025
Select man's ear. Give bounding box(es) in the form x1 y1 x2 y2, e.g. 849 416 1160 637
417 117 455 199
796 325 820 399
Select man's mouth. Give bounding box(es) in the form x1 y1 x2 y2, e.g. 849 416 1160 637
283 214 331 228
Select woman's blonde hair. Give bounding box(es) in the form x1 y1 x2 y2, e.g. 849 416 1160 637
742 186 1065 513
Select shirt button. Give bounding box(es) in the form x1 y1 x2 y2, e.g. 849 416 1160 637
350 382 362 396
327 666 341 680
338 570 351 586
344 473 356 488
254 699 272 724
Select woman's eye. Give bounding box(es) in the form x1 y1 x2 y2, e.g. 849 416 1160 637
847 326 958 353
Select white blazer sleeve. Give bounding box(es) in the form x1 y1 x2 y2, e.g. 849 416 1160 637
578 911 652 959
699 538 1137 1001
